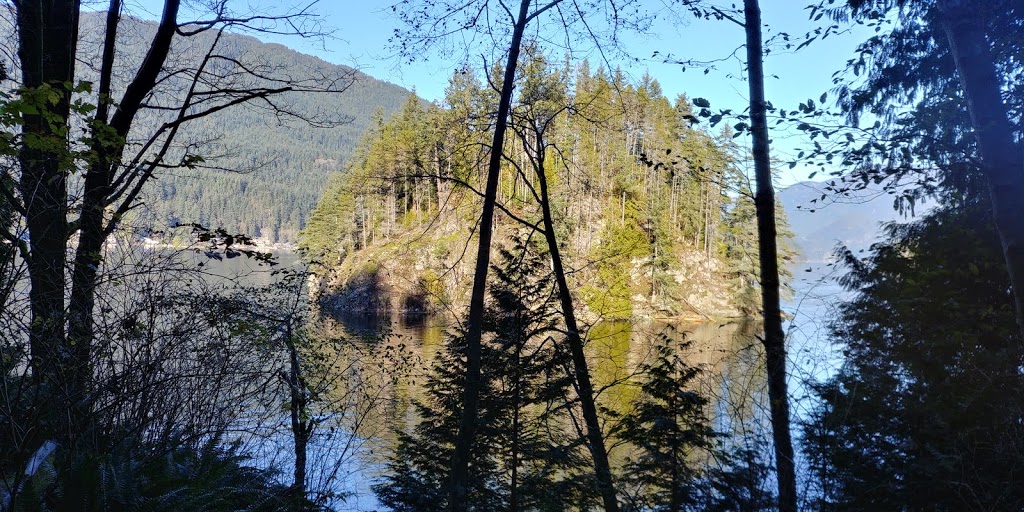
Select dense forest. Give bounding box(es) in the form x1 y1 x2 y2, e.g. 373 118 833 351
3 0 1024 511
71 13 413 243
300 51 791 320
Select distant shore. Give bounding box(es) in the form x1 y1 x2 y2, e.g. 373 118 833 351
137 237 297 253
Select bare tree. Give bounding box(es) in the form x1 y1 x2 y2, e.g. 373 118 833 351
742 1 796 510
447 2 537 508
673 1 797 509
3 0 352 449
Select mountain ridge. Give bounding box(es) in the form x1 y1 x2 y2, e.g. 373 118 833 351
69 13 417 243
779 180 911 263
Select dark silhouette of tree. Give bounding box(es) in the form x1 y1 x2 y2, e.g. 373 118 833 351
740 2 797 510
508 47 624 512
445 2 536 507
816 0 1024 337
613 329 718 512
803 198 1024 510
5 0 351 451
374 236 593 512
391 0 684 506
671 3 798 507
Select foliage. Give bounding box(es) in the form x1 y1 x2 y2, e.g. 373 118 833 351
802 201 1024 511
7 435 305 512
614 328 718 512
374 235 596 511
301 51 789 318
783 0 1024 206
701 444 775 512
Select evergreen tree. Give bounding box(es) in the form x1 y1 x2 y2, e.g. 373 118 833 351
802 200 1024 511
374 236 595 512
615 328 719 512
301 52 793 321
702 444 775 512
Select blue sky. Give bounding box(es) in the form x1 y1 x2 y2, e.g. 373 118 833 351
125 0 871 185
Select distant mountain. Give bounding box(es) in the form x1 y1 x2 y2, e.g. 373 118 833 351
73 14 415 243
779 181 912 263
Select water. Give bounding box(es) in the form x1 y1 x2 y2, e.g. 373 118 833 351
190 249 847 510
313 264 845 509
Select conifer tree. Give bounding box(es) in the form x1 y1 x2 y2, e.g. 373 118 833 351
615 329 718 512
374 235 594 512
803 201 1024 511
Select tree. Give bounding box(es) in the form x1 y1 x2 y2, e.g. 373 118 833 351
803 199 1024 511
393 1 626 508
678 2 799 508
444 2 547 508
509 47 621 512
740 3 797 508
374 237 593 512
5 0 350 450
668 3 798 506
614 329 718 512
391 2 662 508
933 0 1024 336
816 0 1024 336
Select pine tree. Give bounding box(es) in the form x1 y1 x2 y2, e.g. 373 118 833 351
374 236 595 512
615 328 719 512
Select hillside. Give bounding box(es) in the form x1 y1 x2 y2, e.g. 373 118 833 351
301 53 784 322
72 13 414 243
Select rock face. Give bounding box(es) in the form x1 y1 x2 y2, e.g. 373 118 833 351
313 220 475 320
779 181 911 263
314 235 744 323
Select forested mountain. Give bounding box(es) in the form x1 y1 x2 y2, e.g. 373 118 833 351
301 50 792 320
73 13 413 243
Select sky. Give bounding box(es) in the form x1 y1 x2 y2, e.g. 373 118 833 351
124 0 873 186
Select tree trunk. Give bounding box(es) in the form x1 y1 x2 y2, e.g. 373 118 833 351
510 344 520 512
743 1 797 511
533 132 620 512
937 0 1024 339
16 0 80 437
447 1 532 509
283 319 309 507
67 0 179 434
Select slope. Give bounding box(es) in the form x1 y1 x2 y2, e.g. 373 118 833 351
779 181 909 263
70 13 414 243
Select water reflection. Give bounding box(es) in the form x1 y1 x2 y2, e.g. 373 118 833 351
202 253 840 509
321 309 773 470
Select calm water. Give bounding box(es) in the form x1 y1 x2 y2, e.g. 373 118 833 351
312 264 844 510
194 250 846 511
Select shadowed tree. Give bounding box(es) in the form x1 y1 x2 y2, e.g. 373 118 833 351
374 236 593 512
676 2 798 508
4 0 351 449
389 2 649 510
816 0 1024 337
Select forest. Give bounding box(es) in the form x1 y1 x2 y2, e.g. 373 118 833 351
69 12 412 244
300 53 791 321
1 0 1023 511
